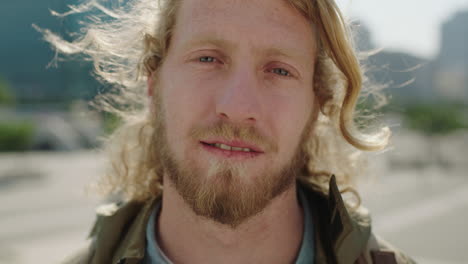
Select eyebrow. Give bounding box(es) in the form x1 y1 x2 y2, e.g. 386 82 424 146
260 46 304 62
181 36 236 53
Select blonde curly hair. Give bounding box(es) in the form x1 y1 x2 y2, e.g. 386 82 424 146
37 0 390 202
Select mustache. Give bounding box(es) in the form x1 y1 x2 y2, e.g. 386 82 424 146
189 120 278 153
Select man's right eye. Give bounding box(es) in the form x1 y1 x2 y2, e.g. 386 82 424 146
199 56 216 63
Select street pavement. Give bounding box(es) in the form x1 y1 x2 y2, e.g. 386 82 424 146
361 167 468 263
0 145 467 263
0 152 101 264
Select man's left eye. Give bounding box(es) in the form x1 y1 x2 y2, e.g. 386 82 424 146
199 56 216 63
271 68 290 77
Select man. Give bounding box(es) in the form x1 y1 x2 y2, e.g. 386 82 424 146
42 0 415 263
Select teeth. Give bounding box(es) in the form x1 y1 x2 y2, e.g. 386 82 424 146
214 143 232 151
212 143 252 152
220 144 232 151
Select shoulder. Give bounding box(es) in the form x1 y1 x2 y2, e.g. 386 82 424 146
298 178 416 263
357 232 417 264
347 204 416 263
372 234 417 264
60 200 144 264
60 239 95 264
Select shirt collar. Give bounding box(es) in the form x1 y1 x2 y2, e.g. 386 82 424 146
144 201 173 264
294 187 315 263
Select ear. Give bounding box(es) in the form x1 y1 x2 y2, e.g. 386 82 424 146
147 73 154 97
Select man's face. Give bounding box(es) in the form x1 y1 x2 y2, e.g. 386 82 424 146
153 0 317 227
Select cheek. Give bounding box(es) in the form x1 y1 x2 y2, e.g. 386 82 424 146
162 63 217 112
160 74 214 150
268 93 313 154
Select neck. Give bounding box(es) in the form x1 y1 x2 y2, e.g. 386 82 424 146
156 176 304 264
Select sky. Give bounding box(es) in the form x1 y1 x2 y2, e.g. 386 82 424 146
336 0 468 59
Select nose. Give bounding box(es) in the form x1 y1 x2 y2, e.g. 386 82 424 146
215 67 261 124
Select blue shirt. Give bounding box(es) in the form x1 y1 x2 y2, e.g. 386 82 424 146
144 189 314 263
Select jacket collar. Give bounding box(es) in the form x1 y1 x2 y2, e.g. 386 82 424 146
90 198 157 264
299 176 371 264
91 175 371 264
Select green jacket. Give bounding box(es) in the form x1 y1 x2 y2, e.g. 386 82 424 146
63 176 416 264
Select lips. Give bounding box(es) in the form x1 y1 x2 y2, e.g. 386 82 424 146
202 142 254 153
200 140 263 153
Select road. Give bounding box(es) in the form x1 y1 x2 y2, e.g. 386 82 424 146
361 168 468 263
0 146 467 263
0 152 101 264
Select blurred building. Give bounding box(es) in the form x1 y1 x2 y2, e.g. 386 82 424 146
351 21 433 104
353 9 468 105
0 0 100 107
0 0 106 151
433 10 468 102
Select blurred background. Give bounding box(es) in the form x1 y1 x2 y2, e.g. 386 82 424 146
0 0 467 263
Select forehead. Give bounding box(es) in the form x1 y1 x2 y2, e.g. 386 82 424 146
171 0 317 59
